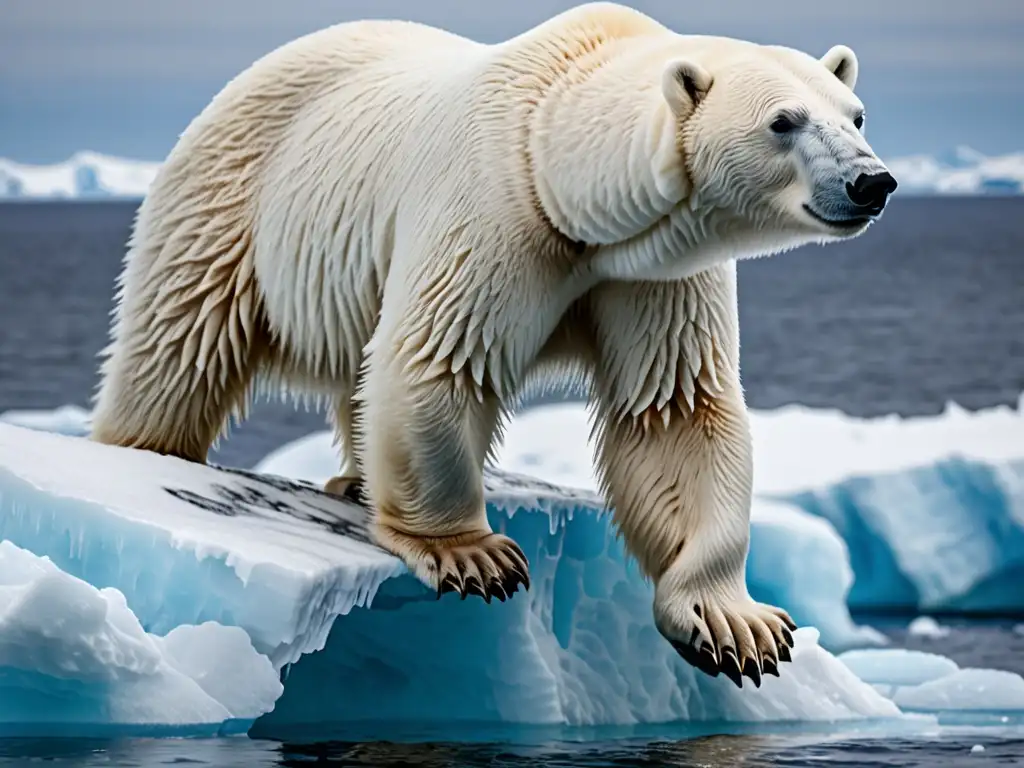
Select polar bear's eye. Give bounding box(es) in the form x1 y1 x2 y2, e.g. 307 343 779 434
853 113 865 130
770 115 796 134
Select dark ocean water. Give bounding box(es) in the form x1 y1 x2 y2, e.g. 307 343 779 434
0 197 1023 766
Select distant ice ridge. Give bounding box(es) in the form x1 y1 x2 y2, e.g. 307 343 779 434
492 397 1024 616
840 649 1024 715
0 152 159 200
1 147 1021 199
0 404 91 437
886 146 1024 195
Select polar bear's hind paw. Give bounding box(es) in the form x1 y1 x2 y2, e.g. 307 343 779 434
324 475 366 504
372 523 530 603
656 590 797 689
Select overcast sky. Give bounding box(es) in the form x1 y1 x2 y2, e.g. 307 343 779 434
2 0 1021 163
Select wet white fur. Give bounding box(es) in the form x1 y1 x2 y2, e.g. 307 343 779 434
90 2 891 659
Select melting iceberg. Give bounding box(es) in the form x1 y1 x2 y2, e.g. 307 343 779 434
2 404 1024 740
0 421 902 736
493 399 1024 616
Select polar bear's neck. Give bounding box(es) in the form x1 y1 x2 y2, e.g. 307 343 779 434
528 40 692 249
587 204 809 283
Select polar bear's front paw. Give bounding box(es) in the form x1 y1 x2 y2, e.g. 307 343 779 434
372 522 530 603
654 587 797 689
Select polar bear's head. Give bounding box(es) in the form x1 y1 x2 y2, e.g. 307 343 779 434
666 41 897 248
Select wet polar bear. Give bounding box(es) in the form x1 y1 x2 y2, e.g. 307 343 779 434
90 2 897 688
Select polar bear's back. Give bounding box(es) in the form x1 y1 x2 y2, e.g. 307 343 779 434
122 20 482 389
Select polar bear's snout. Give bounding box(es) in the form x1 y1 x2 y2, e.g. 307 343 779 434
845 170 898 215
799 136 898 231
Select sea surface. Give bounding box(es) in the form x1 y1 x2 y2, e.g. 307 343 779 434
0 197 1023 766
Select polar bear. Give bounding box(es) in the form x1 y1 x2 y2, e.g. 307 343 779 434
90 2 897 688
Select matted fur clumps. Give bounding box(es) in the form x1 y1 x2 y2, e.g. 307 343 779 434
90 2 894 688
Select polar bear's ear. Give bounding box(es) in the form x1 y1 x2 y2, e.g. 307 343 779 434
661 59 713 117
820 45 859 90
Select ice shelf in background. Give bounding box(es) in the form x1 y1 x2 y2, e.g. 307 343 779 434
839 649 1024 715
0 404 91 437
3 146 1021 199
0 152 159 200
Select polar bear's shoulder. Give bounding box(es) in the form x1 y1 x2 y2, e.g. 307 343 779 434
502 2 670 53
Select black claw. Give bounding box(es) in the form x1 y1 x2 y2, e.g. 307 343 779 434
509 564 530 592
762 656 779 677
778 644 792 663
342 481 365 505
696 648 720 678
699 640 717 663
782 627 794 648
720 648 743 689
742 656 761 688
503 545 530 582
488 578 508 602
682 641 721 679
500 573 520 597
782 614 798 632
464 578 487 601
439 574 460 597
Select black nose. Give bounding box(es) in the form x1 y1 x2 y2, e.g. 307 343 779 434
846 171 898 211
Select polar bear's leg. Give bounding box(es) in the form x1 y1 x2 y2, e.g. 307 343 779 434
359 356 529 600
352 241 564 602
325 391 366 499
584 267 796 688
323 389 365 503
90 207 267 463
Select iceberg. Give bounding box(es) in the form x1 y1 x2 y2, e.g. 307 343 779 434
906 616 951 639
3 409 1024 740
886 147 1024 195
0 421 906 736
839 649 1024 718
493 399 1024 616
0 540 281 735
0 404 91 437
0 152 160 201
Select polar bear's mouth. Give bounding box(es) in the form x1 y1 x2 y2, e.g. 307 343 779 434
801 204 873 230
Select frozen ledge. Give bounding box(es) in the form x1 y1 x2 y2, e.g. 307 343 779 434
1 422 1020 737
